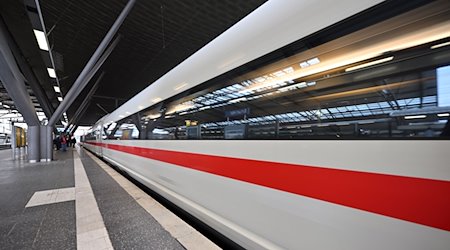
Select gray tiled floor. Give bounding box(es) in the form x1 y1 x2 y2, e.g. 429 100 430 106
79 150 184 250
0 148 186 250
0 149 76 249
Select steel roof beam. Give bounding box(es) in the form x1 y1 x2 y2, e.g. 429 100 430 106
48 0 135 126
0 18 55 120
0 19 40 126
64 72 105 133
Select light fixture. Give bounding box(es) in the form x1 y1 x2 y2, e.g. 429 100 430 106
53 86 60 93
174 83 188 90
404 115 426 119
47 68 56 78
299 57 320 68
431 41 450 49
152 97 162 103
33 29 49 51
199 106 211 111
437 113 450 117
57 97 63 102
119 115 125 118
345 56 394 72
4 104 10 108
228 97 247 104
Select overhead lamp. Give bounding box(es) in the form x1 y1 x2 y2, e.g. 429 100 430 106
299 57 320 68
58 97 63 102
47 68 56 78
33 29 49 51
53 86 61 93
404 115 426 119
228 97 247 104
152 97 162 103
174 83 188 90
437 113 449 117
119 115 125 118
431 41 450 49
4 104 10 108
345 56 394 72
199 106 211 111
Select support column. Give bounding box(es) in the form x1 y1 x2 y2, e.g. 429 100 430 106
40 125 51 161
27 126 40 163
46 126 53 161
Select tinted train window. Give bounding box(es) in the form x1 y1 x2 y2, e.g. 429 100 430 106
110 1 450 140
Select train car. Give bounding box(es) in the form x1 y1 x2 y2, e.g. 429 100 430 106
82 0 450 249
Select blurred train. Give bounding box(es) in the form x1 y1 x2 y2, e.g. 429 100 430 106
82 1 450 249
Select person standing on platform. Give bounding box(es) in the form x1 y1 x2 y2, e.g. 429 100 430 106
60 133 67 152
54 136 61 151
71 136 76 148
66 134 71 148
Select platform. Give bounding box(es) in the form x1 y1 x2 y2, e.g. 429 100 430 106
0 147 219 249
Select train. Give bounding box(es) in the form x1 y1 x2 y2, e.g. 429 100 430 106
82 0 450 249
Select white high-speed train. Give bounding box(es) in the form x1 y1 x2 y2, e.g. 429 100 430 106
82 0 450 249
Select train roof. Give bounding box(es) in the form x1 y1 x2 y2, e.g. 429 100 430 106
103 0 383 125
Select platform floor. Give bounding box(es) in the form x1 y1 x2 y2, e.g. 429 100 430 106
0 147 218 249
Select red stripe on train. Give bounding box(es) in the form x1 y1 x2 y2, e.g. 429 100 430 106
86 141 450 231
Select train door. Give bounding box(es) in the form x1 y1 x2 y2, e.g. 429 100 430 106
95 123 103 157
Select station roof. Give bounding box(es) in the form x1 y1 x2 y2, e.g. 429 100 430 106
0 0 267 125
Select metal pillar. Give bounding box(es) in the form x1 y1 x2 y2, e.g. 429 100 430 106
40 125 48 161
0 18 55 119
64 72 105 133
28 126 40 163
0 19 40 163
44 0 135 160
69 100 92 135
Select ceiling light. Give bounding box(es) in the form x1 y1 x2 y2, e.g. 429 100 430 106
152 98 162 103
404 115 426 119
437 113 449 117
174 83 188 90
47 68 56 78
199 106 211 111
431 41 450 49
53 86 60 93
299 57 320 68
138 105 144 110
273 71 286 77
299 61 309 68
307 57 320 65
58 97 63 101
228 97 247 104
33 29 49 51
119 115 125 118
3 104 10 108
345 56 394 72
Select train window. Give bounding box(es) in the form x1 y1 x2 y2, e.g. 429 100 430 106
114 0 450 140
115 123 139 140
